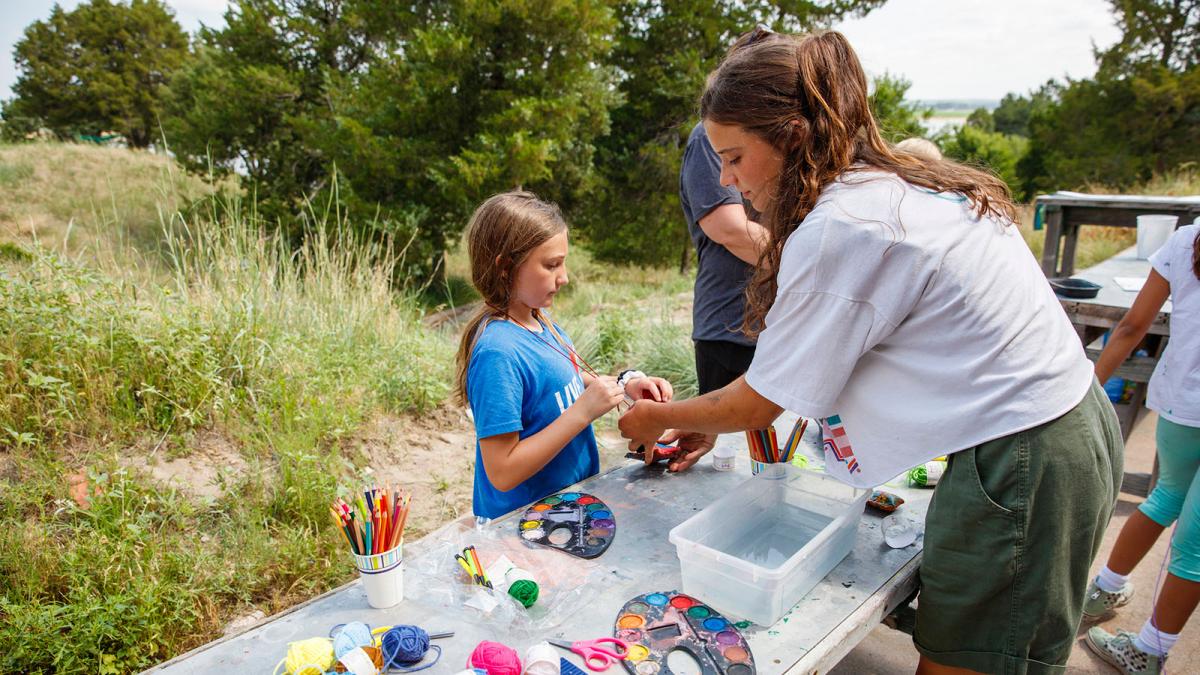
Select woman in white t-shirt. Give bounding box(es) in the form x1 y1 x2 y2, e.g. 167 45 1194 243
1084 224 1200 674
619 31 1123 674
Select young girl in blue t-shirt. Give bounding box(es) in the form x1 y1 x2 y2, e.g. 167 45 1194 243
454 190 673 519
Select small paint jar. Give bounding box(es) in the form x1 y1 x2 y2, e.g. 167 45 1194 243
711 445 736 471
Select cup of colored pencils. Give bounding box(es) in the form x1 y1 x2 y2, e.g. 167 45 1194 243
330 483 411 608
746 418 808 478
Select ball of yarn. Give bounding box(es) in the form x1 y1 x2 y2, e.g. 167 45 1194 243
282 637 335 675
380 624 442 672
507 579 539 608
523 642 560 675
467 640 522 675
336 646 380 675
331 621 375 659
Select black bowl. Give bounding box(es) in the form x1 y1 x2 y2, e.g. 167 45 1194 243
1049 277 1102 299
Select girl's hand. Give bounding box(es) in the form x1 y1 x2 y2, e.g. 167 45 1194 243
624 376 674 403
573 375 625 422
618 399 668 456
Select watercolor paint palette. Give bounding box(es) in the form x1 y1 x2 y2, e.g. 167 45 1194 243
613 591 755 675
518 491 615 559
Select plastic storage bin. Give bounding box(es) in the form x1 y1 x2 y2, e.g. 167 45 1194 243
668 467 868 626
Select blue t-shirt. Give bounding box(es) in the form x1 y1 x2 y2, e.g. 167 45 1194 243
466 317 600 519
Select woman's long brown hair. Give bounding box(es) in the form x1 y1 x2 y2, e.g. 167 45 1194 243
453 191 568 405
700 31 1017 335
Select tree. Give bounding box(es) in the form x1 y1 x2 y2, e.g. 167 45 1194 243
313 0 619 279
939 124 1030 200
1097 0 1199 74
1 0 189 147
868 72 932 143
988 89 1055 137
580 0 886 266
1017 1 1200 195
163 0 401 224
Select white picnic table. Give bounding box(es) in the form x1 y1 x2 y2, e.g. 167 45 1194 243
145 412 930 675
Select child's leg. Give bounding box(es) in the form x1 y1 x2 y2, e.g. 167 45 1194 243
1152 446 1200 634
1103 418 1199 576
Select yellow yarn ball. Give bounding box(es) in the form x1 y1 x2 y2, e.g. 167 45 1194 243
284 637 335 674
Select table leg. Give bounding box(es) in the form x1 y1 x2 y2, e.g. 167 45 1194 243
1040 207 1063 277
1060 222 1080 277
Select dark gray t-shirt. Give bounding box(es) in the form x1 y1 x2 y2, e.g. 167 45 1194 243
679 122 755 346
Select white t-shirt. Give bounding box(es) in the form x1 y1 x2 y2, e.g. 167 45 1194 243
745 172 1095 488
1147 224 1200 427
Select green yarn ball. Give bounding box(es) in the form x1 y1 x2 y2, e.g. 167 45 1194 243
507 579 539 608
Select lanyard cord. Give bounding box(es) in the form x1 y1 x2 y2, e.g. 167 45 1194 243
503 311 600 379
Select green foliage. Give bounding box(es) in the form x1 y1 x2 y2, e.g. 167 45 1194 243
869 73 932 143
316 0 619 280
938 124 1030 200
1014 1 1200 195
162 0 395 226
1019 66 1200 195
1097 0 1199 74
1 0 189 147
579 0 885 266
990 89 1054 137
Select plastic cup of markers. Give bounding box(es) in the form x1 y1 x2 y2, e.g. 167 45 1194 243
353 542 404 609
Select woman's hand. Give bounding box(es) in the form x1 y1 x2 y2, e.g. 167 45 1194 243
659 429 716 472
624 376 674 403
618 399 668 456
572 375 625 422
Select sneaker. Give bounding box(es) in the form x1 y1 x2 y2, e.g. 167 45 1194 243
1082 579 1134 620
1085 627 1164 675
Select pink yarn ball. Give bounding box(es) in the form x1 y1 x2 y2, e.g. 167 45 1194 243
467 640 522 675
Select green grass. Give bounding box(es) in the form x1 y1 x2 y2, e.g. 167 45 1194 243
0 186 451 673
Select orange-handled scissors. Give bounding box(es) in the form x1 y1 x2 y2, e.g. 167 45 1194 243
548 637 629 671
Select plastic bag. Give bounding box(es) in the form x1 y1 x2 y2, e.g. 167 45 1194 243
405 517 605 638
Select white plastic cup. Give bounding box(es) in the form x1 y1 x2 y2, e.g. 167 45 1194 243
1136 214 1178 259
353 543 403 608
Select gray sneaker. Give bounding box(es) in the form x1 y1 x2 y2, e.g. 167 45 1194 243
1082 579 1134 620
1085 627 1163 675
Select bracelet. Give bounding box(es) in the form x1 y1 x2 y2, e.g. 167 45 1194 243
617 369 647 388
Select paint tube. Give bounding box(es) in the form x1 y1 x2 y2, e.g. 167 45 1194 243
906 460 946 488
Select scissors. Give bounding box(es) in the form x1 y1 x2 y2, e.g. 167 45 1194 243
548 637 629 671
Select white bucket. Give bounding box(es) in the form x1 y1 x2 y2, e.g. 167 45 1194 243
1136 214 1178 259
353 543 403 609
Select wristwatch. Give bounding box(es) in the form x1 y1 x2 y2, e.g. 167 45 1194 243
616 369 647 388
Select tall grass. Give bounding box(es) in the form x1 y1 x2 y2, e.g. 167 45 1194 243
0 191 452 673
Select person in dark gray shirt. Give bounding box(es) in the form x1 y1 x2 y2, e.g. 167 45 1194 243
662 121 768 471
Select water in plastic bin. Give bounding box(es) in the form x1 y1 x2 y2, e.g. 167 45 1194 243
706 503 830 567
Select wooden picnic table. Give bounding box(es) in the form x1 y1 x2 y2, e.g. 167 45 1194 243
146 413 931 675
1035 191 1200 278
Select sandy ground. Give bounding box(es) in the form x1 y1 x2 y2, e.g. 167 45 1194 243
830 411 1200 674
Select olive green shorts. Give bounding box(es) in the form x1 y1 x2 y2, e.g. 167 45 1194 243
914 379 1123 674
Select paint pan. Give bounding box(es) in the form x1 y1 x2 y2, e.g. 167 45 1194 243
613 591 755 675
518 491 615 559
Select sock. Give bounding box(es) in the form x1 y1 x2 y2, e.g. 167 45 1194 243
1095 565 1129 593
1133 619 1178 658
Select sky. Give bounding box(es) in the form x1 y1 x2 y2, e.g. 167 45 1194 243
0 0 1122 104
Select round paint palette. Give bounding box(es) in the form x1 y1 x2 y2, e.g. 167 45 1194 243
614 591 755 675
518 491 615 559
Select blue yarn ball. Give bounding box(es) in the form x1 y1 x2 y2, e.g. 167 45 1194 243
331 621 373 659
381 624 441 672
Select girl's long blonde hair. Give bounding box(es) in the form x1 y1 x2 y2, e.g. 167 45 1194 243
454 190 569 405
700 31 1017 336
